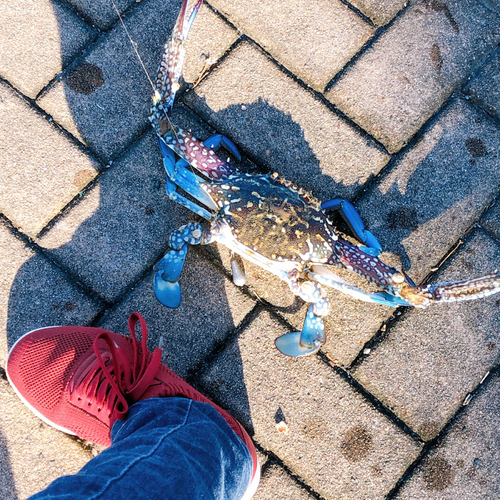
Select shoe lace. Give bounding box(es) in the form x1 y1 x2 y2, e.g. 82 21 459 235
70 313 163 422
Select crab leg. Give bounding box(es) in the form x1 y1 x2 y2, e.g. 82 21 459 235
398 273 500 307
322 199 382 256
333 237 500 308
161 126 235 180
274 277 330 357
154 222 214 307
150 0 203 135
309 267 411 307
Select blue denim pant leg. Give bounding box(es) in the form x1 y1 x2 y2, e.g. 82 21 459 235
30 397 253 500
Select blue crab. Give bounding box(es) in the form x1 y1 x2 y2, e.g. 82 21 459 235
149 0 500 357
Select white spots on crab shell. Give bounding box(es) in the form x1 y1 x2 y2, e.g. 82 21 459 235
392 272 405 284
251 191 265 200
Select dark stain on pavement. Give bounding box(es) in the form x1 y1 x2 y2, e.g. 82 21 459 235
340 424 373 462
423 455 456 491
424 0 460 33
66 63 105 95
387 207 419 231
430 44 442 73
465 138 487 158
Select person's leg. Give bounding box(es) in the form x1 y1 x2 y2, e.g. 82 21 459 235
30 398 252 500
7 313 259 499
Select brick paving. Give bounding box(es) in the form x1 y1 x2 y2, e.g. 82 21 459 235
0 0 499 498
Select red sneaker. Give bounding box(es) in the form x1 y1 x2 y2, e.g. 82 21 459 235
7 312 259 498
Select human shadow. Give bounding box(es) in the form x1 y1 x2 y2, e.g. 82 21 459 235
0 428 18 500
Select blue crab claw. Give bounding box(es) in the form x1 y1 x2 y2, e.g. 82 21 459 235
359 230 382 256
154 272 182 308
203 134 242 161
156 245 188 282
275 306 325 357
321 199 382 255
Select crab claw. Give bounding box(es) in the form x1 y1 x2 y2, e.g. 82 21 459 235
154 272 182 308
153 244 188 308
275 305 325 357
156 245 188 282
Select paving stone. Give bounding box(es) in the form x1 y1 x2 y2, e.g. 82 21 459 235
208 0 374 91
352 229 500 441
0 0 95 99
465 47 500 121
212 244 393 368
326 0 500 152
64 0 136 30
184 41 390 202
0 81 100 238
38 130 189 302
354 97 500 285
97 249 255 378
0 378 93 500
200 309 422 499
37 0 238 161
0 222 100 368
349 0 407 26
254 464 315 500
478 0 500 15
397 370 500 499
481 199 500 241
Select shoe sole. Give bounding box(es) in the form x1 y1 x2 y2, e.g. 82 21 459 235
242 459 260 500
6 326 78 438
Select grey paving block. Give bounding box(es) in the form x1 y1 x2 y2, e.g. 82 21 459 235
349 0 407 26
481 199 500 241
355 97 500 285
38 130 189 302
465 47 500 121
208 0 374 91
255 464 315 500
200 309 422 499
397 371 500 499
0 0 95 99
0 221 101 367
352 229 500 441
37 0 238 161
0 378 93 500
97 249 255 378
184 41 390 202
326 0 500 152
0 81 100 238
213 243 393 368
479 0 500 14
64 0 136 30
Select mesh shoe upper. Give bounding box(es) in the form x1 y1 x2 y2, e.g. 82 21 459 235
6 313 255 456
